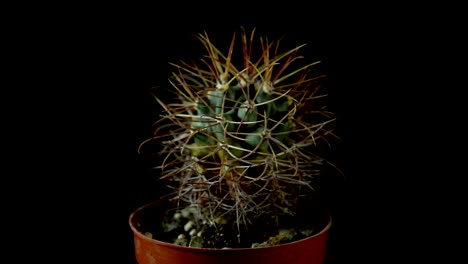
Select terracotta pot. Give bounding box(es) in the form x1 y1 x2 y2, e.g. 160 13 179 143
129 199 332 264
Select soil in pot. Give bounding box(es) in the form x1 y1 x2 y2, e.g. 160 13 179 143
130 197 331 249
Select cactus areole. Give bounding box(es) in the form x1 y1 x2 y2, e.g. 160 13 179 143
134 27 341 250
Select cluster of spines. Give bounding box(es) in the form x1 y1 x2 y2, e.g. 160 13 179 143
143 27 338 234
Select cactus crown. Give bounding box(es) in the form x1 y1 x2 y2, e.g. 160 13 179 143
140 27 340 247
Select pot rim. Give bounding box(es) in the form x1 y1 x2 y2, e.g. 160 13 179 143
129 199 332 252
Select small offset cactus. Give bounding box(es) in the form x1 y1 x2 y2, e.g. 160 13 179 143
139 27 340 247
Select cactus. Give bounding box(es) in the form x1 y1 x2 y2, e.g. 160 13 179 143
139 27 340 248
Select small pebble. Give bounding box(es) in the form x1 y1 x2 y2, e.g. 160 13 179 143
184 220 194 232
189 229 197 236
173 212 182 220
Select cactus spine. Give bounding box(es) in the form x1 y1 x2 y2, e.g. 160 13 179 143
141 27 338 247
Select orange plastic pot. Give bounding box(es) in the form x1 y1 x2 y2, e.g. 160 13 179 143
129 199 332 264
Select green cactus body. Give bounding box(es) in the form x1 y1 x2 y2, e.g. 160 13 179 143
146 27 338 247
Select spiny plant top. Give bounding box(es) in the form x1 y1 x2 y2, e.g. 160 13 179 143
140 27 339 239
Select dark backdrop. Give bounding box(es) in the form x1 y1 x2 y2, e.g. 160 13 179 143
115 21 369 264
46 6 428 264
11 1 458 263
102 18 375 264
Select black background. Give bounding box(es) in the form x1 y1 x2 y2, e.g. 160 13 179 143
77 14 391 264
111 18 384 263
16 3 457 263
